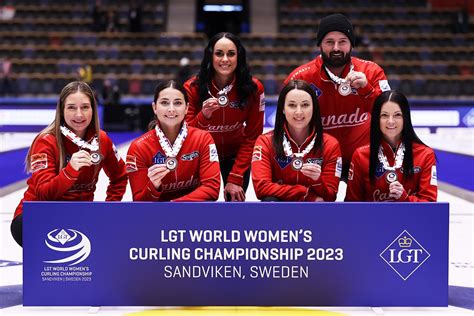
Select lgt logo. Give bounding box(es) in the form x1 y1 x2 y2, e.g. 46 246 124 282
380 230 430 280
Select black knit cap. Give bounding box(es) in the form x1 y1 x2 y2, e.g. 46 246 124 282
316 13 355 47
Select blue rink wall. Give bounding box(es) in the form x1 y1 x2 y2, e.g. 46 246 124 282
1 98 472 191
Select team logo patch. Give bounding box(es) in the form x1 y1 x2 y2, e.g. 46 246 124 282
209 144 219 162
259 92 265 112
306 158 323 166
379 79 391 92
275 156 292 169
153 151 166 165
335 157 342 178
430 165 437 186
375 162 386 178
181 151 199 161
126 155 137 172
31 153 48 173
310 83 323 97
252 146 262 162
348 162 354 181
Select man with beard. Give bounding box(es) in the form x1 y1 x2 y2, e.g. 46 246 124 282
285 13 390 180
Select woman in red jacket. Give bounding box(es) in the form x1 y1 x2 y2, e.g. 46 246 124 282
345 90 437 202
251 80 342 201
11 81 128 246
126 80 220 202
184 32 265 202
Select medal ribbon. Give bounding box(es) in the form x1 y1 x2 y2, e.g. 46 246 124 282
378 142 405 171
207 78 235 98
155 122 188 158
60 126 99 151
283 133 316 158
325 64 354 85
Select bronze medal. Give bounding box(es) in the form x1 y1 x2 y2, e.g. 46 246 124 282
217 94 228 107
90 152 102 165
386 171 398 183
165 157 178 171
292 158 303 171
338 82 351 96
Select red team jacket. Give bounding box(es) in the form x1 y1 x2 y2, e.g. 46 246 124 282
345 141 438 202
184 77 265 186
286 56 390 169
14 129 127 218
126 126 220 201
251 130 342 201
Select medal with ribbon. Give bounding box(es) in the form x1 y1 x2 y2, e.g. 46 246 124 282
283 133 316 171
325 64 354 96
207 79 235 107
155 122 188 171
60 126 102 165
378 142 405 184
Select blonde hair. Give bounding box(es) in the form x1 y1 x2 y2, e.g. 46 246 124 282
25 81 100 172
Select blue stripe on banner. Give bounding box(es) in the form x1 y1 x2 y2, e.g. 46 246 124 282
434 150 474 192
449 286 474 310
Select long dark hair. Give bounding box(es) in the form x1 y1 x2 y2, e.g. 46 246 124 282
272 80 324 158
193 32 256 109
26 81 99 172
369 90 428 180
148 80 189 130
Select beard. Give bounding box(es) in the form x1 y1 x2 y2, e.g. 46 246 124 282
321 50 351 68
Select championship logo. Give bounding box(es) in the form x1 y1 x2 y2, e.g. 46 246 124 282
380 230 430 281
44 229 91 266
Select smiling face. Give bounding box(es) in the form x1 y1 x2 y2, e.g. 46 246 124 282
379 100 404 146
284 88 313 137
320 31 352 68
212 37 238 80
153 87 188 132
63 91 93 138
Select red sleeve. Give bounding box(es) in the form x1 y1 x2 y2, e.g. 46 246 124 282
29 135 80 200
345 149 366 201
184 78 212 129
400 149 437 202
251 135 308 201
100 132 128 201
126 140 163 201
173 132 220 201
227 80 265 186
308 137 341 201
